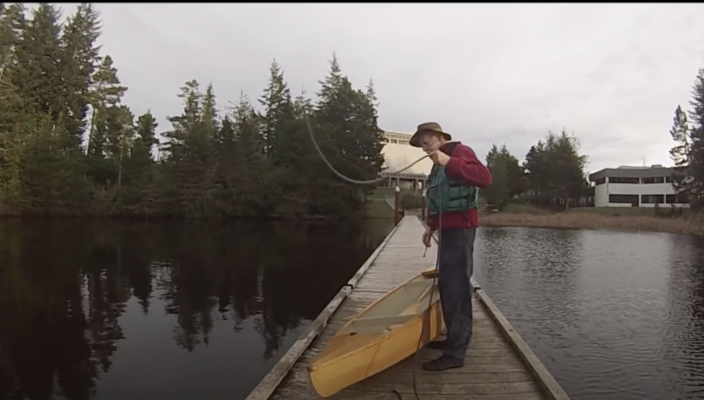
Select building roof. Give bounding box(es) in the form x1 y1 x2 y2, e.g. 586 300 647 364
588 165 676 181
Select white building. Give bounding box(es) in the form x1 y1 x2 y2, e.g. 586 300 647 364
380 131 432 190
588 165 689 208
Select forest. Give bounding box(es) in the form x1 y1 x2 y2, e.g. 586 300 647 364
0 3 385 219
2 3 703 219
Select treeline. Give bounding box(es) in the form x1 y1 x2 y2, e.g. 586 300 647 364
668 65 704 211
482 129 590 210
0 3 385 219
483 58 704 214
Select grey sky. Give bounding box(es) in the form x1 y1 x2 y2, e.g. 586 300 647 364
58 3 704 173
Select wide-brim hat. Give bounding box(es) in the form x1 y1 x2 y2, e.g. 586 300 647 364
409 122 452 147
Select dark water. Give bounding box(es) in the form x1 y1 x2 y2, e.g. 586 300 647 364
474 227 704 400
0 219 394 400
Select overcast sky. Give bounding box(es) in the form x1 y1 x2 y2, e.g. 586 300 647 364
50 3 704 173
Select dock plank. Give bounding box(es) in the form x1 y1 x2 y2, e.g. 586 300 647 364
246 215 567 400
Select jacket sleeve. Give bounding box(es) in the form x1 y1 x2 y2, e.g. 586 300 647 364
444 144 492 188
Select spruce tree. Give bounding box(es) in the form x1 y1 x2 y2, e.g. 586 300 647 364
668 105 692 199
686 68 704 209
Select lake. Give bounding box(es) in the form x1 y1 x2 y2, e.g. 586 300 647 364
0 219 394 400
473 227 704 400
1 221 703 400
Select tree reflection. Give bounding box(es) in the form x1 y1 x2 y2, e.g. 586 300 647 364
0 218 391 399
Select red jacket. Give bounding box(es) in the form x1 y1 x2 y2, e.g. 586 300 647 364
426 142 492 230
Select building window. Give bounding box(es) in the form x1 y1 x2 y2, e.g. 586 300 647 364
641 194 664 204
642 177 665 184
665 176 674 183
594 177 606 185
666 193 688 204
609 194 638 205
609 177 640 184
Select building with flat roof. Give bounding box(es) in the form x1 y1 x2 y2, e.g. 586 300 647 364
380 130 431 190
588 165 689 207
382 130 412 146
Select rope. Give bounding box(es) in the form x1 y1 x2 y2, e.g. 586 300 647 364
409 192 441 400
304 113 429 185
305 112 440 400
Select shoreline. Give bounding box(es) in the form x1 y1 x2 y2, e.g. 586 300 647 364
479 212 704 236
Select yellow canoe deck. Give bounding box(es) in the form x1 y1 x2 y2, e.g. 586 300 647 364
245 216 570 400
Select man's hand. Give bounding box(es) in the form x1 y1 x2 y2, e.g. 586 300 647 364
428 150 450 166
422 226 434 248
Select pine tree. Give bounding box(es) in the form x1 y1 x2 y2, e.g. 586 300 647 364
232 92 265 216
60 2 102 152
523 130 588 209
686 68 704 209
484 144 521 207
0 4 25 213
259 59 294 164
13 4 64 122
313 54 385 215
668 105 692 199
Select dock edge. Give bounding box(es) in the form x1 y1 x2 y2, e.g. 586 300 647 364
243 219 404 400
425 216 571 400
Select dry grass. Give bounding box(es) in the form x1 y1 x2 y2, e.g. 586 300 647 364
365 198 395 219
480 211 704 235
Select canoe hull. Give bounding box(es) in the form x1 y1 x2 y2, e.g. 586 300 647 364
308 271 444 398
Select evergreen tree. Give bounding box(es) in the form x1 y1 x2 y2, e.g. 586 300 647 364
685 68 704 209
313 54 385 215
13 4 64 121
523 130 588 209
0 6 446 220
258 59 294 164
668 105 692 201
60 2 101 153
484 145 510 208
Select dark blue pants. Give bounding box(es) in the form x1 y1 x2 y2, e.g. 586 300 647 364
438 227 475 360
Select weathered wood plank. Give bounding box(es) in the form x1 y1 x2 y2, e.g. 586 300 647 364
252 216 564 400
324 389 544 400
357 370 534 385
475 289 571 400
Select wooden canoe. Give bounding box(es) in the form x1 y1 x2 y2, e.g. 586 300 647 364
308 268 444 398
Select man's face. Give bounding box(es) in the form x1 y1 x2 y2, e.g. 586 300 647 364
419 131 442 154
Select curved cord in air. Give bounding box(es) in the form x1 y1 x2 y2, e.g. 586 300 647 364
304 113 429 185
304 110 438 400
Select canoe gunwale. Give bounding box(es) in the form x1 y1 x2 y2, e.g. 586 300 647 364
308 271 442 373
308 300 444 397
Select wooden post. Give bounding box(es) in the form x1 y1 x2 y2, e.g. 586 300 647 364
394 186 402 225
421 190 427 221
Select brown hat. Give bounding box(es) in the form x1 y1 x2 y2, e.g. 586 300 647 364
409 122 452 147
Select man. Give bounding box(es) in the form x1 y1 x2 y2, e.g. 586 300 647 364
409 121 492 372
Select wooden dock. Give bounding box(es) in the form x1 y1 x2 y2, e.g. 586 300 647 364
245 215 571 400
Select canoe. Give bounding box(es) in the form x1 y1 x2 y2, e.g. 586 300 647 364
308 268 444 398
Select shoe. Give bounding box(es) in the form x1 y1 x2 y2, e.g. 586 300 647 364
425 340 447 350
422 355 464 372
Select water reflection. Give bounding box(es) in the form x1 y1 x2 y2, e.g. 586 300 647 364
0 219 393 400
474 227 704 400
